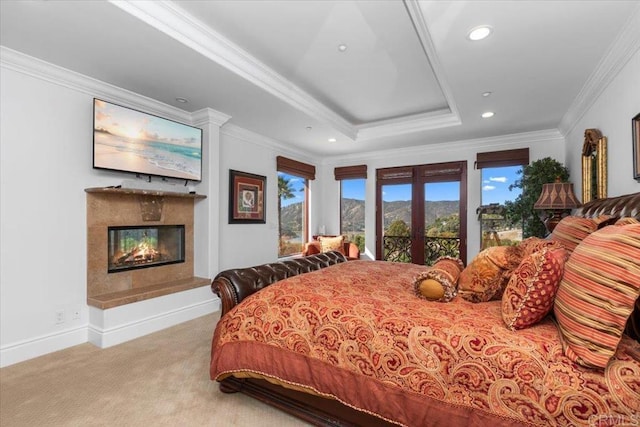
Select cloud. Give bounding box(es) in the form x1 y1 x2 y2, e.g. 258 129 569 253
483 185 496 191
489 176 507 183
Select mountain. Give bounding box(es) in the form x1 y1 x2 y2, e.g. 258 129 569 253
280 198 459 237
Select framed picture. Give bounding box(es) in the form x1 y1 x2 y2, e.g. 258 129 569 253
229 170 266 224
633 113 640 181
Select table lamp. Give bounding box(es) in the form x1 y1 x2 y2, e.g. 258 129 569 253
534 178 581 233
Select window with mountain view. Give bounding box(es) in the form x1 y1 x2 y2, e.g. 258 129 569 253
278 171 307 257
477 148 528 249
376 162 467 265
340 178 365 252
480 165 523 248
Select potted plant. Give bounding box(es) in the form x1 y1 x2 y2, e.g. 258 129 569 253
504 157 570 238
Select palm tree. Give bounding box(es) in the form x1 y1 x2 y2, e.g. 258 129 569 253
278 174 296 255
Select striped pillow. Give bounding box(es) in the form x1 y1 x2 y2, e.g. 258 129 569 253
550 215 611 254
615 217 640 225
553 223 640 368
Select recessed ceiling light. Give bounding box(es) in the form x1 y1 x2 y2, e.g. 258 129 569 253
328 137 337 142
482 91 492 97
468 25 492 41
481 111 495 119
305 126 312 131
338 44 347 52
175 97 188 103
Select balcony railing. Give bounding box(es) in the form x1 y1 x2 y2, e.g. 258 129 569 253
383 235 460 265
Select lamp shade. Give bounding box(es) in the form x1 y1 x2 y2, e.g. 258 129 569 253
534 180 582 210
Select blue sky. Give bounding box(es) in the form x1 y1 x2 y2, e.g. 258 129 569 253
279 172 306 207
480 165 522 204
280 165 522 206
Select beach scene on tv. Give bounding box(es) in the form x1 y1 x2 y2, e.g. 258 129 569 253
94 99 202 181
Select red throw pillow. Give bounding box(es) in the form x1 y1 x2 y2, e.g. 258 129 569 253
502 245 567 330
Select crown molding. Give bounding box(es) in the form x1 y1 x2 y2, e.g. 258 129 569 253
109 0 357 140
558 4 640 136
0 46 197 124
220 123 315 164
191 108 231 128
324 129 563 164
110 0 464 143
356 109 461 141
404 0 461 121
0 46 231 129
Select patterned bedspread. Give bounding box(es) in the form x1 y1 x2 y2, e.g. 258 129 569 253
210 261 640 426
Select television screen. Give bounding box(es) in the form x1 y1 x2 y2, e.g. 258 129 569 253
93 98 203 182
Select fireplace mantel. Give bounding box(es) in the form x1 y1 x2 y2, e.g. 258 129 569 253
85 187 207 199
86 187 208 310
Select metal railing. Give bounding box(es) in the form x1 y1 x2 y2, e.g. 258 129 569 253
383 235 460 265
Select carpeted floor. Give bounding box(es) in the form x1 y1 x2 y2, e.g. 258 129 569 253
0 313 310 426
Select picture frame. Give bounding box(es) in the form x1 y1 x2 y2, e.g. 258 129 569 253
633 113 640 181
229 169 266 224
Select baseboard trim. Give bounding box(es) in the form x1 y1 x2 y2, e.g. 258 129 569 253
88 286 220 348
0 325 88 368
0 288 220 367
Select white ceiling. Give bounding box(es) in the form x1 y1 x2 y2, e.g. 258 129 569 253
1 0 639 157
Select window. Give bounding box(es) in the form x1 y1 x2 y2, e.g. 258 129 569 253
476 148 529 248
335 165 367 253
376 162 467 265
277 156 315 257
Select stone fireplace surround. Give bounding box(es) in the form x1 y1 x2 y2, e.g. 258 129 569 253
86 187 209 310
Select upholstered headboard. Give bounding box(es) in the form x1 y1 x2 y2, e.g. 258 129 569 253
574 192 640 219
211 251 347 316
573 192 640 341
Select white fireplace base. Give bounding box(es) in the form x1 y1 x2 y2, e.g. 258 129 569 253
88 285 219 348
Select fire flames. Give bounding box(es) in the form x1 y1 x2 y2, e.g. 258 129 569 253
114 241 162 267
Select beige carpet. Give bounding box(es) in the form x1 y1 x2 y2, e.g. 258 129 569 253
1 313 310 426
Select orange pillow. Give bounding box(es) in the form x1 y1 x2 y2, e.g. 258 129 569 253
502 245 567 330
549 215 611 254
458 245 524 303
318 235 345 255
615 217 639 225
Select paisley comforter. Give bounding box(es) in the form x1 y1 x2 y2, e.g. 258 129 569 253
210 260 640 426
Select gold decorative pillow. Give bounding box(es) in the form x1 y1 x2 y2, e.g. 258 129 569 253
502 246 567 330
414 257 464 302
458 245 524 303
318 235 345 255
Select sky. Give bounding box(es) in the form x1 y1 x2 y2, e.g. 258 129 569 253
94 99 201 146
279 172 306 207
280 165 522 207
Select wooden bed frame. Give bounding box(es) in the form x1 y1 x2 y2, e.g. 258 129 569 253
211 192 640 427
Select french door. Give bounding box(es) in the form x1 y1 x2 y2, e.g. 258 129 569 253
376 161 467 265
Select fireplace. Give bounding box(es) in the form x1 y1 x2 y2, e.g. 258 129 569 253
108 225 185 273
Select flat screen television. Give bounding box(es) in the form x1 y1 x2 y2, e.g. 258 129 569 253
93 98 203 182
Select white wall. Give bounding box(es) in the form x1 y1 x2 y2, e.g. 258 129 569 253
564 48 640 197
0 52 219 367
218 126 321 270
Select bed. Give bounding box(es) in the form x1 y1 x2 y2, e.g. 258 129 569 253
210 192 640 427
